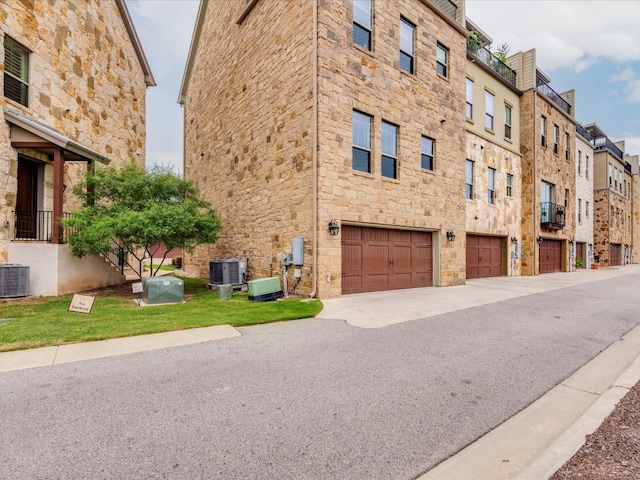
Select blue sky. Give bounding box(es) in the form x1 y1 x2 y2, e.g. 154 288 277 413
126 0 640 174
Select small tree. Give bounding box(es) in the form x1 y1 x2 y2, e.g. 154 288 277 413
63 163 221 277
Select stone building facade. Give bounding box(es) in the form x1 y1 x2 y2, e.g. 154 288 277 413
574 124 594 269
1 0 154 294
180 0 468 298
464 22 522 278
587 125 633 267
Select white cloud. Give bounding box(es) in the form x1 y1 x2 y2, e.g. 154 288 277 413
624 137 640 157
466 0 640 73
611 68 640 103
146 150 183 175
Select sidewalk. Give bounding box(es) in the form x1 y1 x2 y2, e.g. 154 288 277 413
2 265 640 479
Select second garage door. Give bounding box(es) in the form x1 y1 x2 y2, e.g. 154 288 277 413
466 235 504 279
539 239 563 273
341 225 433 294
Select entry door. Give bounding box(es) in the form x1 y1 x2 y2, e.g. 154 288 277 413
15 159 39 239
610 244 620 266
540 181 554 223
575 243 585 268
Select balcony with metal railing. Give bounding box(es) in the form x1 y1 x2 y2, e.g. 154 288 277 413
431 0 458 21
576 124 592 142
536 76 572 116
592 136 624 161
467 39 517 87
13 211 73 242
540 202 566 230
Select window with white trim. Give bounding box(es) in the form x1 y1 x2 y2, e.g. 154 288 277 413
352 110 372 173
421 136 434 171
381 121 397 179
466 78 473 120
487 167 495 204
485 91 494 130
353 0 372 50
504 103 512 139
465 160 474 199
399 18 415 74
436 43 448 77
3 36 29 106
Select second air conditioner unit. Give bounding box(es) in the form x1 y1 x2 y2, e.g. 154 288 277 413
209 259 245 285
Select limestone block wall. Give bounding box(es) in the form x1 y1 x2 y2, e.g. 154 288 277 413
182 1 315 289
575 133 594 251
630 155 640 264
315 0 468 297
0 0 149 261
465 132 522 275
519 91 576 275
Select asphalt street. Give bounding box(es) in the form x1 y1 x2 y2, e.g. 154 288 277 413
1 274 639 480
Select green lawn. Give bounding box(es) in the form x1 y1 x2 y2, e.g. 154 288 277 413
0 278 323 352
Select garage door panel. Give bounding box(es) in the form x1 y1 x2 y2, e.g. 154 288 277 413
466 235 504 279
539 240 562 273
342 226 433 294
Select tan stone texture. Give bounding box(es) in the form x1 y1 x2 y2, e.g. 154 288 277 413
0 0 148 260
183 0 468 298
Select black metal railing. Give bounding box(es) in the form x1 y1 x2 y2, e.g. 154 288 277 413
536 76 572 116
100 238 143 277
432 0 458 20
467 41 517 87
13 211 73 242
625 162 632 173
592 136 624 161
540 202 566 230
576 124 592 142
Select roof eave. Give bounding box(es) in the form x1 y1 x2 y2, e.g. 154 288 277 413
115 0 157 87
178 0 208 105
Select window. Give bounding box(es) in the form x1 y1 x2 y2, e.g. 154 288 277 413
399 18 414 74
465 160 474 199
565 132 570 159
507 174 513 197
553 124 559 154
4 36 29 106
578 151 582 175
504 104 512 139
564 188 569 208
614 167 618 190
578 198 582 223
421 136 434 170
609 163 612 186
352 110 372 173
436 43 448 77
586 201 589 218
466 79 474 120
353 0 372 50
487 167 495 204
541 181 554 223
586 155 589 179
485 91 494 130
381 121 397 179
541 116 547 147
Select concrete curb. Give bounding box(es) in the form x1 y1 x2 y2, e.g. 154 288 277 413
419 323 640 480
0 324 241 373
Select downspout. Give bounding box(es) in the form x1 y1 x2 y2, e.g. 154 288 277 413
309 0 318 298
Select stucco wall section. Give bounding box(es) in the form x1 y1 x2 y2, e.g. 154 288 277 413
0 0 149 261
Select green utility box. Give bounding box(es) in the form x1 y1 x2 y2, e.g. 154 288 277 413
142 276 184 305
247 277 283 302
217 284 233 300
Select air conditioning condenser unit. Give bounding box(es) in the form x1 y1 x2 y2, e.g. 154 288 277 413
0 264 29 298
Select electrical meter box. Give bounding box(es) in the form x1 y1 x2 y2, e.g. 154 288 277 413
248 277 283 302
142 276 184 305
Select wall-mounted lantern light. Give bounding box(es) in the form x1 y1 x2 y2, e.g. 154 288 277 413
328 219 340 236
568 239 574 246
446 230 456 242
511 236 518 244
588 243 593 249
537 237 543 245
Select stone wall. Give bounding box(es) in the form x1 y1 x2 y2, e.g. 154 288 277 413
0 0 149 262
575 133 594 260
519 91 576 275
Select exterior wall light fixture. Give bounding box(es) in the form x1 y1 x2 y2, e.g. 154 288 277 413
511 236 518 244
537 236 543 245
328 219 340 236
446 230 456 242
568 239 574 246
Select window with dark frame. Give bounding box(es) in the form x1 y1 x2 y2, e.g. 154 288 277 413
436 43 448 77
485 91 494 130
3 36 29 107
578 151 582 175
507 174 513 197
421 136 434 170
466 78 473 119
353 0 372 50
553 124 559 154
564 132 570 159
465 160 474 200
399 18 415 74
381 121 397 179
504 103 512 139
564 188 569 208
586 201 589 218
352 110 372 173
541 115 547 147
487 167 496 204
578 198 582 223
586 155 589 178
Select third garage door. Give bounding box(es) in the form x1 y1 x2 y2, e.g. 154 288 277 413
466 235 504 279
341 225 433 294
539 239 562 273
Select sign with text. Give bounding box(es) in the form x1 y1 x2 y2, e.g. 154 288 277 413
68 294 96 314
132 282 143 294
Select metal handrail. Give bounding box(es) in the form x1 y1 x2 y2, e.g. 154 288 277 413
536 76 572 116
540 202 566 229
431 0 458 20
592 136 624 161
13 210 73 242
467 42 517 87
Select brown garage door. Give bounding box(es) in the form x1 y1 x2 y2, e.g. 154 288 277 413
539 239 562 273
466 235 504 279
341 225 433 294
610 244 620 266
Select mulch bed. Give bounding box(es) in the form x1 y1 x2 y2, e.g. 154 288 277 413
551 380 640 479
